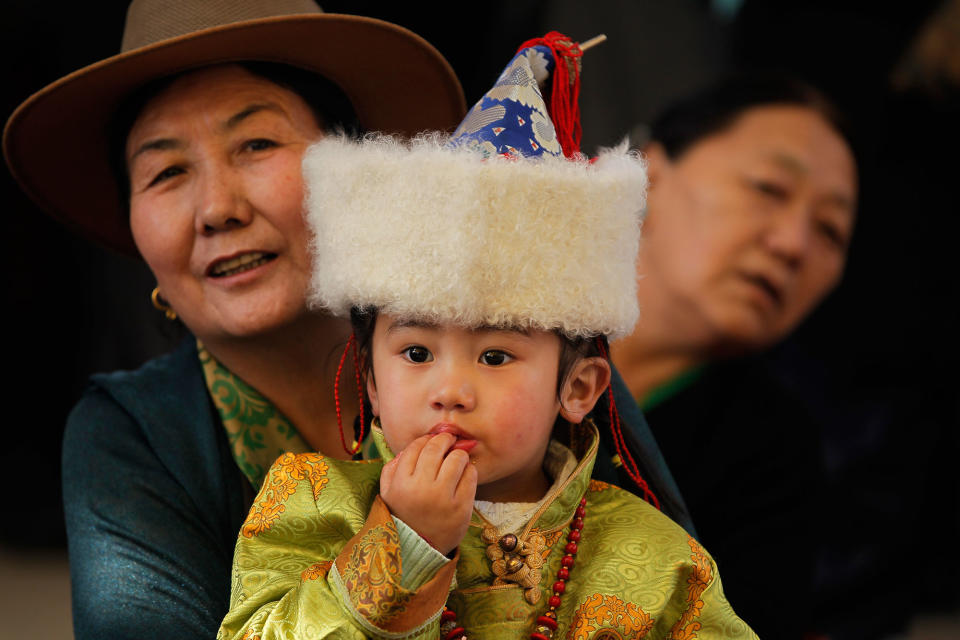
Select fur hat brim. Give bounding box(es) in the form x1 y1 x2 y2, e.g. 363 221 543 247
306 135 646 341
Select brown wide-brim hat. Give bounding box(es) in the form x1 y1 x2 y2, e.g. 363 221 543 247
2 0 466 256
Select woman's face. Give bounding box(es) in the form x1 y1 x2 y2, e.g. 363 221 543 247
126 64 323 344
640 105 858 350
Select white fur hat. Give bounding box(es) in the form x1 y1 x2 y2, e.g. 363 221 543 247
305 133 646 340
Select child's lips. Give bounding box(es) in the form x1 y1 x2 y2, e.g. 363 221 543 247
430 423 478 452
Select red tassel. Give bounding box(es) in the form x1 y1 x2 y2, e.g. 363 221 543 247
595 338 661 510
515 31 583 157
334 333 365 456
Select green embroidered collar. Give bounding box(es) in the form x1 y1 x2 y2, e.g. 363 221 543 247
197 341 311 489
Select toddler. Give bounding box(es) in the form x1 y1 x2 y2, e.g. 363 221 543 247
220 34 754 640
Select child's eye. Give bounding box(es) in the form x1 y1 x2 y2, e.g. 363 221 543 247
401 346 433 363
480 350 512 366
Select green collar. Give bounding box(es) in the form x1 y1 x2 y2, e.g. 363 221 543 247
197 341 311 489
641 365 706 412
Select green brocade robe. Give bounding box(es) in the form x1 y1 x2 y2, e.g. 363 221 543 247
219 424 755 639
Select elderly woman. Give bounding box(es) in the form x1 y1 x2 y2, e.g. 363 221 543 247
613 77 858 636
5 2 694 638
4 1 464 638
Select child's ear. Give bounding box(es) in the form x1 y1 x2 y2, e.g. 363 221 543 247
365 371 381 417
558 357 612 424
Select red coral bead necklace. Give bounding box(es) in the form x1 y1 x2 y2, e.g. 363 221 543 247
439 496 587 640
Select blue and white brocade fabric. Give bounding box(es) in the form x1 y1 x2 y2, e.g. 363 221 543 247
448 45 562 159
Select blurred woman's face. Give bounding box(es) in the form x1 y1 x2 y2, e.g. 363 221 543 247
640 105 857 350
126 65 323 344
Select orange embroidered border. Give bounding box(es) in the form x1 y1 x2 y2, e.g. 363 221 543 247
567 593 653 639
667 538 712 640
340 524 412 625
301 561 334 582
588 479 614 492
241 453 329 538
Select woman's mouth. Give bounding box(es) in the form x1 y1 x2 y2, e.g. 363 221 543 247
208 252 277 278
742 272 784 309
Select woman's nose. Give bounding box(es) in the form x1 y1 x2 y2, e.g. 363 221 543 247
429 366 477 412
764 204 813 270
195 168 253 234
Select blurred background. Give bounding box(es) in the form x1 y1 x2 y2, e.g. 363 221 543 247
2 1 957 637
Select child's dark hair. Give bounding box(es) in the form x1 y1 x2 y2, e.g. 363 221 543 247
349 307 604 400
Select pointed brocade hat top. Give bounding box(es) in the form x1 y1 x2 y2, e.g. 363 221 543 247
305 32 646 341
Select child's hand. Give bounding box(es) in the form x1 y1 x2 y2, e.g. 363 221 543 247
380 432 478 556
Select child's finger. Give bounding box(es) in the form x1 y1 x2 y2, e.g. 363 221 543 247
380 456 398 495
414 433 457 480
436 448 470 495
454 461 478 503
395 434 433 477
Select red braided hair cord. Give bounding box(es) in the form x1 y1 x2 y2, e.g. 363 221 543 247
334 332 366 457
595 338 661 509
515 31 583 157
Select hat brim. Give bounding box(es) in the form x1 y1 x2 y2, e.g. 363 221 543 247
3 13 466 256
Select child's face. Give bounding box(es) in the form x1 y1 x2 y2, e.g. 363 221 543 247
367 314 563 502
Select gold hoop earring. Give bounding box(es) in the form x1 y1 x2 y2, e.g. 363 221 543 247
150 287 177 321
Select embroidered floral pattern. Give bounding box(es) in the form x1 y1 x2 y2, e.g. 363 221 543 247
567 593 653 639
540 528 564 557
588 479 614 492
241 629 261 640
241 453 329 538
301 561 333 582
667 538 713 640
198 343 310 489
341 524 412 624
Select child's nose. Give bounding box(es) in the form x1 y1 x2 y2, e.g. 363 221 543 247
429 368 476 412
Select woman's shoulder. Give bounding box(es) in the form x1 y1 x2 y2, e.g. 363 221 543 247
64 337 237 499
69 338 207 434
87 338 202 406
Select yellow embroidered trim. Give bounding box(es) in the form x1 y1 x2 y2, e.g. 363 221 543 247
588 479 615 492
667 538 713 639
301 561 334 582
340 524 413 625
241 453 328 537
568 593 654 639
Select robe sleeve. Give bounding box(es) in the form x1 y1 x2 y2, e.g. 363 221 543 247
667 537 760 640
219 454 457 640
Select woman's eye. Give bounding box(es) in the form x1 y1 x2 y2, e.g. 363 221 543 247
480 350 512 366
750 179 789 200
815 220 847 249
243 138 278 152
148 166 185 187
402 346 433 363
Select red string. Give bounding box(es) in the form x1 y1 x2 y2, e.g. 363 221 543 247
352 333 366 451
515 31 583 157
595 338 661 510
335 333 363 457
